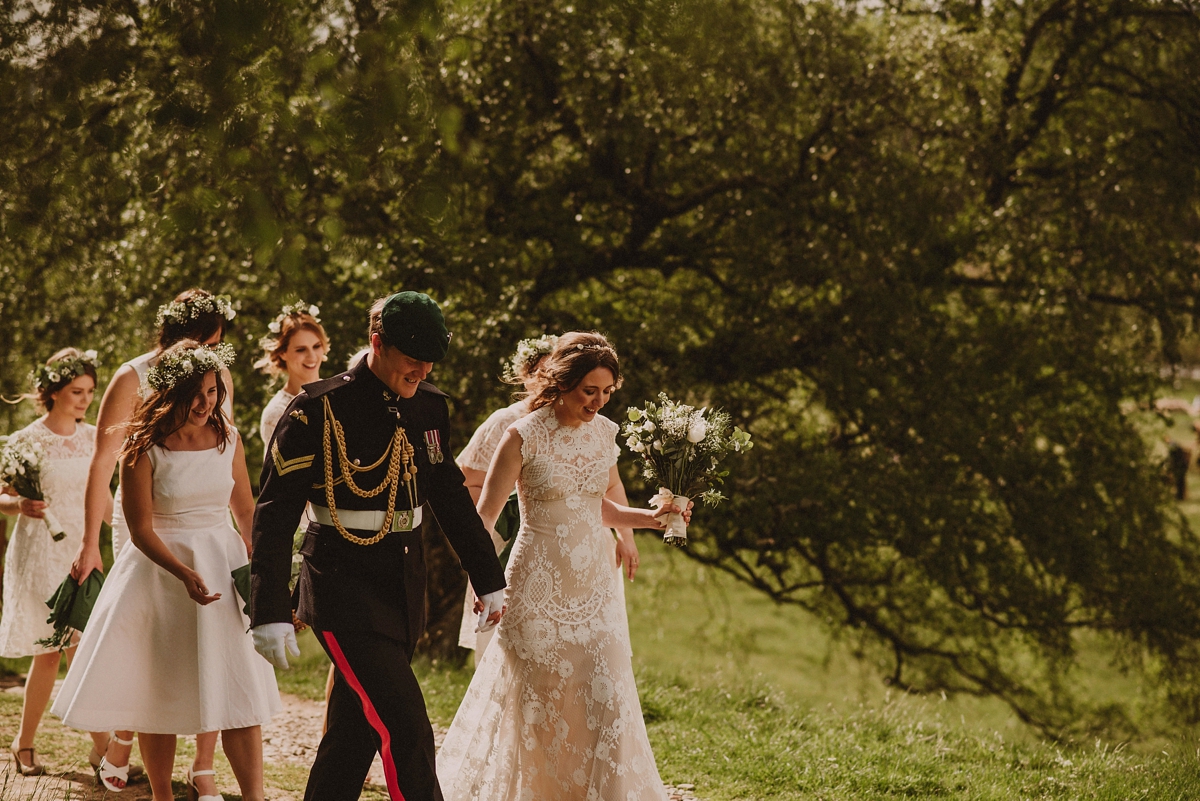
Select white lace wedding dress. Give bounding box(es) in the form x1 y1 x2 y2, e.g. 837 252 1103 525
438 406 668 801
0 419 94 658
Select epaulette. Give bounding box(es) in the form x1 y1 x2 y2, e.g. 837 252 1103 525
417 380 448 398
302 372 354 399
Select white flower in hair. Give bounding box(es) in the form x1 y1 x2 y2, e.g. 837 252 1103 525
146 342 236 392
268 321 281 333
46 371 60 383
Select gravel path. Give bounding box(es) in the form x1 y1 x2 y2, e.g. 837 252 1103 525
2 683 702 800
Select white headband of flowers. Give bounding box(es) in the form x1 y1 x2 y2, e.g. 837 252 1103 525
156 294 237 328
146 343 236 393
33 350 100 391
267 300 321 334
504 334 559 381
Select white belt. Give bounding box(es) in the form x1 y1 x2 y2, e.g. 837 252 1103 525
310 505 422 532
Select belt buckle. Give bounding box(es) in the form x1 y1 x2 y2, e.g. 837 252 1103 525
392 510 412 532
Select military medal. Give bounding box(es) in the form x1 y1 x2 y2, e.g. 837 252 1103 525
424 430 444 464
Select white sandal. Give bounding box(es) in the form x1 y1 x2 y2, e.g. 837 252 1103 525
95 733 135 791
187 766 222 801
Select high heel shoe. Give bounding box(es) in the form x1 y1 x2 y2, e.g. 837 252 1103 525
187 766 222 801
9 743 44 777
94 733 136 791
89 734 144 783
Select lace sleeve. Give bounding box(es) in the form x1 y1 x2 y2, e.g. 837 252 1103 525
259 391 293 447
511 407 548 467
457 411 509 472
599 415 621 468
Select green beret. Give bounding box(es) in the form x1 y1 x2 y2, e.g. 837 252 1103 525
380 291 451 362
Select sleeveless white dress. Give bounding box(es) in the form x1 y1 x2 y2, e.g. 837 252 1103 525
52 429 280 735
438 406 668 801
0 419 95 658
456 398 530 650
111 352 234 558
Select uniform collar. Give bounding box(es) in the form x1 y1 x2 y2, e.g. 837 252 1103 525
351 356 408 403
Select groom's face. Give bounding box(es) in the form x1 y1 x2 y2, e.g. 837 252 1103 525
369 334 432 398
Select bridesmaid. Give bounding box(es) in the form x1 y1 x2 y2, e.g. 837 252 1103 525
70 288 235 793
53 340 279 801
0 349 110 776
255 300 329 447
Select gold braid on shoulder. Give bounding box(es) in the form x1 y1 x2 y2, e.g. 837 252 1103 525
320 396 418 545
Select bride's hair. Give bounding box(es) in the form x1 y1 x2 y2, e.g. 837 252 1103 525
522 331 622 411
120 339 230 462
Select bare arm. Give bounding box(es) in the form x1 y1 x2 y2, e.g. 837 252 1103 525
74 366 141 579
604 473 640 581
600 466 692 530
476 430 524 534
461 465 486 505
229 434 255 554
221 366 235 413
121 453 220 605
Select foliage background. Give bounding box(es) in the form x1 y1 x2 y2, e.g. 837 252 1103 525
2 0 1200 738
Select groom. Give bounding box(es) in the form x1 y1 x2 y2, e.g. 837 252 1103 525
250 291 507 801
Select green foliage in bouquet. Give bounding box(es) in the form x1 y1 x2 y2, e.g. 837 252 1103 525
623 394 753 509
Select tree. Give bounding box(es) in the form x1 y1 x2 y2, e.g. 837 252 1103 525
3 0 1200 733
431 0 1200 734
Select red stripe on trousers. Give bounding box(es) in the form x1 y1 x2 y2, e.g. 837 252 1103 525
320 631 405 801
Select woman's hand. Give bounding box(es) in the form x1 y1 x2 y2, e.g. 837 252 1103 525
70 545 105 581
648 499 694 528
17 498 47 519
615 533 639 581
179 568 222 606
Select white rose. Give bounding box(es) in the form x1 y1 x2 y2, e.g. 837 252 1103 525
652 440 662 452
687 418 707 443
642 420 655 432
180 359 193 373
309 305 320 316
225 307 237 320
268 321 281 333
84 349 98 360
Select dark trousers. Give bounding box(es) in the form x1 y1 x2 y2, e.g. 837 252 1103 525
305 628 443 801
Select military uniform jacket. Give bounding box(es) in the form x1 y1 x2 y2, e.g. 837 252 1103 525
250 358 506 642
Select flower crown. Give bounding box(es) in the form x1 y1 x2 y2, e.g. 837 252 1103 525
146 343 236 393
155 294 237 328
266 300 320 335
504 334 559 381
32 350 99 391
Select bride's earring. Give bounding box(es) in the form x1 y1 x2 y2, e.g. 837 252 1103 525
558 397 564 405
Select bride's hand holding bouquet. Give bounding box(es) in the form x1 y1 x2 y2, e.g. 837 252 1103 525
623 394 753 546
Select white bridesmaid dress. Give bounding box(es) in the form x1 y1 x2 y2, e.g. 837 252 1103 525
53 428 280 735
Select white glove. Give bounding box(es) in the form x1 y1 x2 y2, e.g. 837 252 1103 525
252 622 300 669
476 589 505 633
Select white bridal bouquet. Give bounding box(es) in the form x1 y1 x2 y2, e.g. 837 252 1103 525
623 394 753 546
0 436 66 541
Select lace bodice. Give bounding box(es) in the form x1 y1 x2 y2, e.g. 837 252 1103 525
438 406 667 800
6 419 94 516
512 405 619 502
456 399 528 472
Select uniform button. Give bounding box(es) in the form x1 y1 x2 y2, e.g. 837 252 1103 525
342 375 351 382
353 458 360 465
404 546 409 554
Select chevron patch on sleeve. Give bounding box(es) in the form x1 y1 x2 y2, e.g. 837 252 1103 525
272 441 315 476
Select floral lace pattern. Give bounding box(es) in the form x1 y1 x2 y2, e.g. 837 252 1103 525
0 420 94 657
438 406 668 801
457 399 529 472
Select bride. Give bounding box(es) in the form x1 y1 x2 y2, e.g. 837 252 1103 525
437 331 686 801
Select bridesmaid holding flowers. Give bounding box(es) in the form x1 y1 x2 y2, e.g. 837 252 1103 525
0 349 111 776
